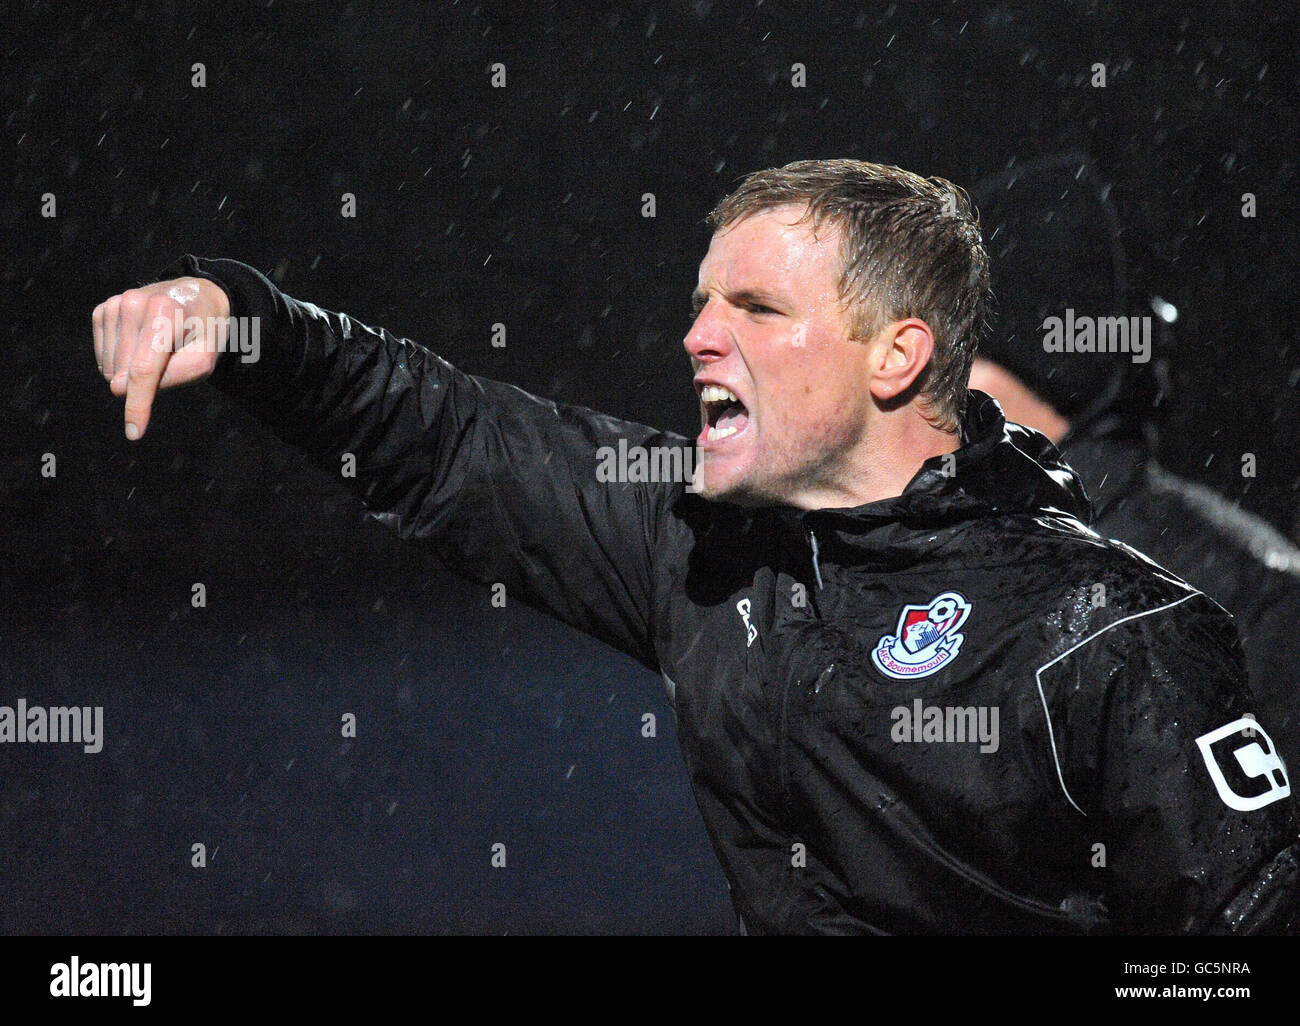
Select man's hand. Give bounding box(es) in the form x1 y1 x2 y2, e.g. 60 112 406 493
92 277 231 440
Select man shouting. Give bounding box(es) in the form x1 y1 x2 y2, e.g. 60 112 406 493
93 159 1298 934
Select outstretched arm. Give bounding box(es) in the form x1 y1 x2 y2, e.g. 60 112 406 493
93 256 691 669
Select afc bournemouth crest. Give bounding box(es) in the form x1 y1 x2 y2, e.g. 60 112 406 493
872 591 972 680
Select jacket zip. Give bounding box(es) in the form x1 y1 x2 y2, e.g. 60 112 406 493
807 525 825 591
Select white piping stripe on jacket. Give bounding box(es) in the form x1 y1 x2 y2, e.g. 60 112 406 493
1035 592 1199 817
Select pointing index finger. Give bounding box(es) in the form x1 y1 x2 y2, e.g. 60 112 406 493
122 298 180 440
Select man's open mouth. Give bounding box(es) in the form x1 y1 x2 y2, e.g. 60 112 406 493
700 384 751 442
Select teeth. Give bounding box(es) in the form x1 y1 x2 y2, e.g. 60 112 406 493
707 424 739 441
700 384 740 405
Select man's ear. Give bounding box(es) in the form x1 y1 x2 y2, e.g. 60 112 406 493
868 318 935 402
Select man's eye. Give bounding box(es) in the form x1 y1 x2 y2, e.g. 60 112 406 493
747 303 779 315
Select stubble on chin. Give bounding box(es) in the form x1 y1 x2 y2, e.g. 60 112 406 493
693 455 765 507
695 453 801 508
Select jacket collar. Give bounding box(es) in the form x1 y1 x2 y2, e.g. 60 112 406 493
679 391 1094 540
800 390 1093 528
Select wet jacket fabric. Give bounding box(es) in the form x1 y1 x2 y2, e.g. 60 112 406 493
167 254 1300 935
1061 422 1300 780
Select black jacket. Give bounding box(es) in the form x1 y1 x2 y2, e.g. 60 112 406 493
1061 421 1300 783
167 255 1300 934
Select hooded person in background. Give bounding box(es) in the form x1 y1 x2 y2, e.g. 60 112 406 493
969 152 1300 774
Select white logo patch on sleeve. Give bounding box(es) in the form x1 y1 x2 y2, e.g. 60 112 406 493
1195 717 1291 812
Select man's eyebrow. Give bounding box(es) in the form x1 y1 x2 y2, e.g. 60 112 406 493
690 286 787 311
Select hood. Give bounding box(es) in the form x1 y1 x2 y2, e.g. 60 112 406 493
970 151 1140 435
1058 413 1148 521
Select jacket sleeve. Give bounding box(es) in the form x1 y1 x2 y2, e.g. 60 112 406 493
1075 595 1300 934
163 255 689 671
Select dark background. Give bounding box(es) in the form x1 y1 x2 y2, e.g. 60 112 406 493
2 0 1297 933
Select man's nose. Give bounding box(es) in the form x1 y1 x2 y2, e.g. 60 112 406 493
683 305 733 363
